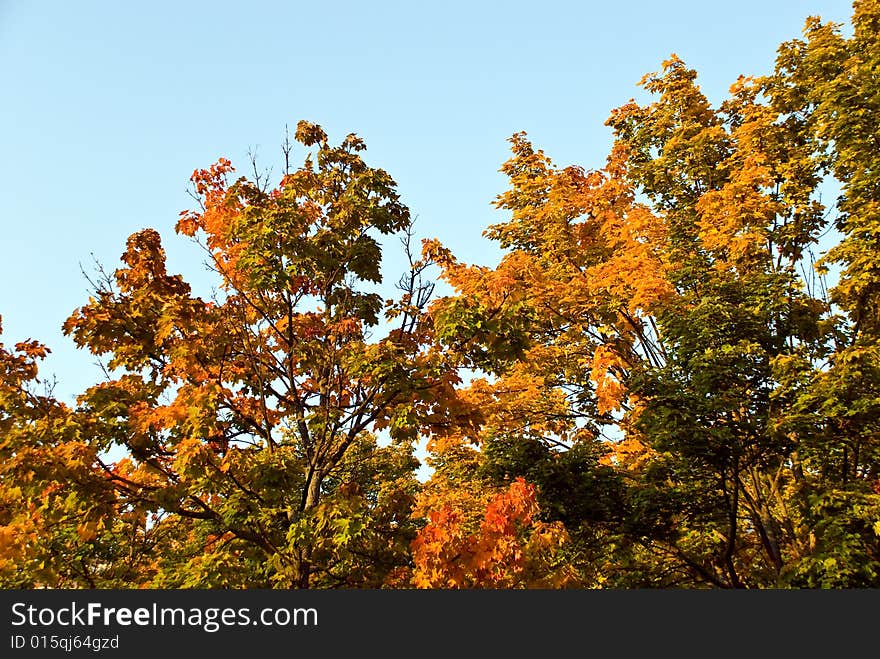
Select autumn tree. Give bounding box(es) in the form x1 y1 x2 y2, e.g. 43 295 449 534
418 1 880 587
604 51 833 587
765 0 880 586
62 122 452 588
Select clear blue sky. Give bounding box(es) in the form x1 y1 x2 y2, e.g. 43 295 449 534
1 0 855 403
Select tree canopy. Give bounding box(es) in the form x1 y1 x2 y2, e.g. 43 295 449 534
3 1 880 588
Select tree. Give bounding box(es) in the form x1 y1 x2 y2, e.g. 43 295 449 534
62 121 452 588
763 0 880 586
420 1 880 587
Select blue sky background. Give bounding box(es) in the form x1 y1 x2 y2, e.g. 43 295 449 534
1 0 855 404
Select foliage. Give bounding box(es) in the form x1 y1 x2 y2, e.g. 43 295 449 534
2 2 880 588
